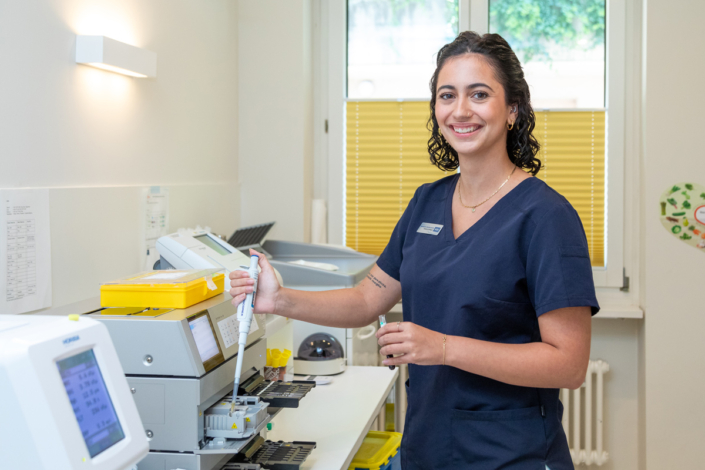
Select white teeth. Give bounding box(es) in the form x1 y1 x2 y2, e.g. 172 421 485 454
454 126 478 134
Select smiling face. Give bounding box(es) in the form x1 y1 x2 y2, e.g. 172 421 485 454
434 53 517 161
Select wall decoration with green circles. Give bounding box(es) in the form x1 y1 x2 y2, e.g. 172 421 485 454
659 183 705 252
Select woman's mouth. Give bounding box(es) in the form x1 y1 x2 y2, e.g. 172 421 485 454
450 124 482 136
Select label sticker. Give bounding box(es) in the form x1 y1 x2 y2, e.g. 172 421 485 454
250 316 259 334
417 223 443 235
217 315 240 349
217 314 259 350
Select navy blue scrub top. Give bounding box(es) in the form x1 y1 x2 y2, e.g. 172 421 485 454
376 174 599 470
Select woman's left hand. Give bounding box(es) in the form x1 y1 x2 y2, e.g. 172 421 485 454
376 321 445 367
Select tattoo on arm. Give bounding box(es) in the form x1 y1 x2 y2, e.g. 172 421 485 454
366 273 387 289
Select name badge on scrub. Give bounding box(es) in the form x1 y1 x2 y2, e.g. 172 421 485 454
417 223 443 235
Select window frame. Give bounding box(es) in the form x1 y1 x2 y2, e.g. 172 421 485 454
319 0 628 288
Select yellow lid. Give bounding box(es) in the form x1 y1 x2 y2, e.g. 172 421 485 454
349 431 402 470
100 269 225 309
101 269 222 287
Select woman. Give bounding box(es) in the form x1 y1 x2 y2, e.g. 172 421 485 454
230 32 598 470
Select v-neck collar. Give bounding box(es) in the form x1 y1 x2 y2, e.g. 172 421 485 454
443 173 537 243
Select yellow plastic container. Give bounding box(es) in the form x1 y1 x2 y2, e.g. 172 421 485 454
100 269 225 309
385 403 395 432
349 431 402 470
280 349 292 367
270 349 282 368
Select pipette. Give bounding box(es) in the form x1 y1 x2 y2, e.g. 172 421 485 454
231 254 259 414
378 314 395 371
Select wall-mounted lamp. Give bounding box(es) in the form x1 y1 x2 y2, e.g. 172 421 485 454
75 36 157 78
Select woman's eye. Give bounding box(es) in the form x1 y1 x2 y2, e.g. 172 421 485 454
472 91 488 99
439 93 454 100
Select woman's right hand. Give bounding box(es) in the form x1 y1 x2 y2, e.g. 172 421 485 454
229 249 280 314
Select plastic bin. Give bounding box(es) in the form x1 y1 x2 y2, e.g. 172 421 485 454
100 269 225 308
349 431 402 470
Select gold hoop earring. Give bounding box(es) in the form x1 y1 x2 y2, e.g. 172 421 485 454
507 121 514 131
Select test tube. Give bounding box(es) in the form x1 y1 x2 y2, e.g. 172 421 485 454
378 314 395 371
266 349 282 381
279 349 292 380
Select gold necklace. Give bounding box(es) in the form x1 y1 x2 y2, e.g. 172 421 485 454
458 166 517 212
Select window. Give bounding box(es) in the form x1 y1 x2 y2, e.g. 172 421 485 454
326 0 625 286
347 0 458 99
490 0 607 267
489 0 606 109
345 101 454 254
345 0 458 254
532 110 606 267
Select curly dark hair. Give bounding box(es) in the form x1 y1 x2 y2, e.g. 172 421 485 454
427 31 541 175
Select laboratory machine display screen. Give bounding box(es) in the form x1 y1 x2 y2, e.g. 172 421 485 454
57 349 125 458
188 312 223 371
194 234 232 256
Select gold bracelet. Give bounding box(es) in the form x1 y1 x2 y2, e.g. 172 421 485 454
442 334 447 366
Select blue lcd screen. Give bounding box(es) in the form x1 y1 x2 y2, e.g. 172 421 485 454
57 349 125 458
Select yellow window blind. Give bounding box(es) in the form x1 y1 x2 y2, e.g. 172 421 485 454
345 101 451 255
534 111 605 267
345 102 605 267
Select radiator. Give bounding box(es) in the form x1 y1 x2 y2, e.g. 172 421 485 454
561 360 610 466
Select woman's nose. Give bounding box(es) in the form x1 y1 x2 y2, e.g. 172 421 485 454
453 99 473 120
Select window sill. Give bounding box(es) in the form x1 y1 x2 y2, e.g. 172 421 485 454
593 305 643 319
594 288 644 319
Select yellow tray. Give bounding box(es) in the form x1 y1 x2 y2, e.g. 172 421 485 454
349 431 402 470
100 269 225 309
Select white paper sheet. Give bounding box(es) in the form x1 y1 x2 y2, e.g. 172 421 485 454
142 186 169 271
0 189 52 314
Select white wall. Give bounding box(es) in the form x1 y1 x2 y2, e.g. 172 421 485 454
0 0 240 311
589 319 640 470
642 0 705 467
47 184 239 307
237 0 314 243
